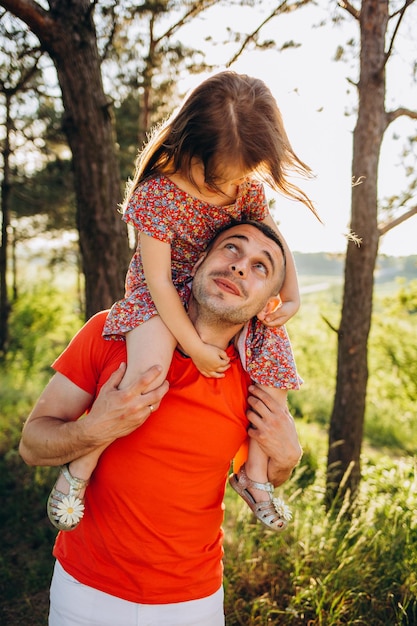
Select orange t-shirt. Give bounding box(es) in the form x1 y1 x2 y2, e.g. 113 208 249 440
52 311 250 604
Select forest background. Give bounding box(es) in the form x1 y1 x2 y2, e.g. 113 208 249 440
1 0 417 624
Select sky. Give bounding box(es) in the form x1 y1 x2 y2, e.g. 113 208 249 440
178 2 417 256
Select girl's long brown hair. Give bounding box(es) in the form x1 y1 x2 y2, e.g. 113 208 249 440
122 71 319 219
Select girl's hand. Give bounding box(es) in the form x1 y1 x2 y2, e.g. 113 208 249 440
190 343 230 378
259 300 299 327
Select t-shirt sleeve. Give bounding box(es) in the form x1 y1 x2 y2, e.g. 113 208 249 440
52 311 112 395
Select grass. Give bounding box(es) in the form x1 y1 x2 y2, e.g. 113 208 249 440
0 459 56 625
223 446 417 625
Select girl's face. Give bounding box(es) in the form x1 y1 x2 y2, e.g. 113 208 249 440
212 175 247 199
206 162 252 199
188 158 253 205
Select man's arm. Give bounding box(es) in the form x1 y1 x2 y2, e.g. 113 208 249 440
245 385 302 487
19 363 169 467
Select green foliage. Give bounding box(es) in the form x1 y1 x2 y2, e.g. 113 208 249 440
114 93 143 183
0 452 57 602
366 280 417 453
0 284 82 452
286 290 339 426
287 280 417 455
11 158 76 230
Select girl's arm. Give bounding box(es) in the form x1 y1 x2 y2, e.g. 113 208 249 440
140 233 230 377
261 214 300 326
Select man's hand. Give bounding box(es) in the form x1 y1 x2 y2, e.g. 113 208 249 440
82 362 169 445
19 363 169 467
246 384 302 486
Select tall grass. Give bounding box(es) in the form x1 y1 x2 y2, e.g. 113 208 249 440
224 451 417 625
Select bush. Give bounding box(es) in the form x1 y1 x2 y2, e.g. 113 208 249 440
0 285 82 452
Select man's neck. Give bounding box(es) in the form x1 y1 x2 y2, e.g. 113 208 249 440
193 319 242 351
188 301 243 351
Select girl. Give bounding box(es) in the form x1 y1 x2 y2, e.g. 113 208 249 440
47 71 319 532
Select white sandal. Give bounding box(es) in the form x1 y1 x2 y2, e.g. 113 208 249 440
229 463 292 531
47 464 89 531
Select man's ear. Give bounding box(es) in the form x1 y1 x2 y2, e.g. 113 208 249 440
191 254 206 277
256 296 282 321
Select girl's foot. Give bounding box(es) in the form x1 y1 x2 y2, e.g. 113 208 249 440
47 464 89 531
229 463 292 531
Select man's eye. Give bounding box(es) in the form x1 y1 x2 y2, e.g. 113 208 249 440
254 263 267 274
225 243 237 252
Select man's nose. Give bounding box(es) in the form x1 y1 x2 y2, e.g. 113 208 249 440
230 261 247 277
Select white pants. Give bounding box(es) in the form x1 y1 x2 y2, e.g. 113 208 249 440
49 561 225 626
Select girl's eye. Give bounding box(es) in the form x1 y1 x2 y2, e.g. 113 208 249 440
225 243 237 252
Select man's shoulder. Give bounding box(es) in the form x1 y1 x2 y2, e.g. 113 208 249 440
83 310 110 335
67 310 125 358
52 310 126 394
61 310 112 352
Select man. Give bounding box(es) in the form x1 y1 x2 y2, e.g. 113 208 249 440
20 221 302 626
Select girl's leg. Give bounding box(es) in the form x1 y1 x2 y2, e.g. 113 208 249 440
118 316 177 390
47 316 176 530
47 449 103 531
243 384 286 503
243 438 270 503
229 385 292 531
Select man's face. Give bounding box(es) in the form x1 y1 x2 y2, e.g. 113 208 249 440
191 224 285 325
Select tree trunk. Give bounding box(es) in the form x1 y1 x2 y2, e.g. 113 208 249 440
326 0 389 505
1 0 130 318
0 94 11 355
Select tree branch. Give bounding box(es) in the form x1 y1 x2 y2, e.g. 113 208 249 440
378 205 417 236
386 107 417 126
100 2 118 62
157 1 218 45
385 0 415 66
226 0 288 67
226 0 311 68
8 53 41 94
321 314 339 335
389 0 416 19
338 1 360 20
0 0 52 39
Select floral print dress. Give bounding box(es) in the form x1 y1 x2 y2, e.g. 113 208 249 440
103 175 300 389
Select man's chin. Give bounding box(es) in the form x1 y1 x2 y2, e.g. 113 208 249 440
204 304 254 325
